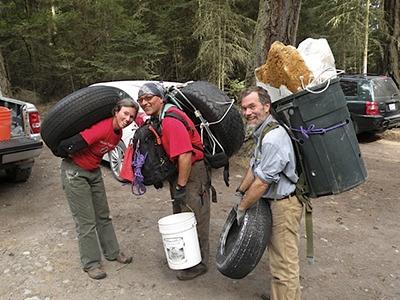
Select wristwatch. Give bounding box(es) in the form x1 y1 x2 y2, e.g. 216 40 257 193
176 184 186 191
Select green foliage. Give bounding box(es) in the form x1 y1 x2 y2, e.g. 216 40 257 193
0 0 397 101
50 0 166 94
0 0 170 99
193 0 254 90
298 0 387 75
226 79 245 100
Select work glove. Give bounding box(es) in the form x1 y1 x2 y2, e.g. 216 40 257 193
54 146 68 158
235 207 246 226
174 185 187 206
234 188 245 206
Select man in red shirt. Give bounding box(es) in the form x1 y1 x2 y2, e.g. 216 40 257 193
58 98 138 280
138 82 210 280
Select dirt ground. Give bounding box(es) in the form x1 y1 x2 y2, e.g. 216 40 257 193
1 130 400 300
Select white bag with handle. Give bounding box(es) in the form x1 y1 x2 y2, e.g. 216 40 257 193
297 38 337 86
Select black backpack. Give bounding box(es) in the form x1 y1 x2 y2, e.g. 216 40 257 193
131 110 219 202
131 116 177 194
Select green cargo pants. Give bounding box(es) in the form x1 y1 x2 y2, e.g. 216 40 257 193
61 158 120 271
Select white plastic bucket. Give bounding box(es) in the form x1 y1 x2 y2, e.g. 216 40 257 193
158 212 201 270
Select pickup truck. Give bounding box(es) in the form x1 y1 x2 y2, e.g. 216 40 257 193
0 95 43 182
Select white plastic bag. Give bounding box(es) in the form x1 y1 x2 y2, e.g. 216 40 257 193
255 68 292 103
297 38 337 85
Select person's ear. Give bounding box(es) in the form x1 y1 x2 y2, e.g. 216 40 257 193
264 103 271 114
156 96 164 104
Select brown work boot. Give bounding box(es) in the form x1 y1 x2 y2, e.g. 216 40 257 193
176 263 208 281
85 267 107 280
115 252 132 264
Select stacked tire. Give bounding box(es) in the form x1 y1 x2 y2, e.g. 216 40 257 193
41 86 122 155
41 81 245 159
175 81 244 157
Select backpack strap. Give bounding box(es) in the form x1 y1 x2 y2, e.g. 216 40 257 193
279 121 314 265
258 121 279 152
296 171 314 265
160 103 177 120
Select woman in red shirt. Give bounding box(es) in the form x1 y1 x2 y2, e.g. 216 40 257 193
59 98 138 280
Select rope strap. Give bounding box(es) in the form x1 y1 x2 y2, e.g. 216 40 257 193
131 147 147 196
291 120 348 142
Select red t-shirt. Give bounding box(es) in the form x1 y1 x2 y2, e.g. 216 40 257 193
71 118 122 170
161 107 204 165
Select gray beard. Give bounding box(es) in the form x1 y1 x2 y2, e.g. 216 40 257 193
245 123 258 135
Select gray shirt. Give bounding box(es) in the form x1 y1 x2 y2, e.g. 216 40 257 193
250 115 298 199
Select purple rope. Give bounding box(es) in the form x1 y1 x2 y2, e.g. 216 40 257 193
290 121 348 142
131 147 147 195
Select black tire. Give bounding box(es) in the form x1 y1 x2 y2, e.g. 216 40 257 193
216 199 272 279
175 81 244 157
5 166 32 182
41 86 122 153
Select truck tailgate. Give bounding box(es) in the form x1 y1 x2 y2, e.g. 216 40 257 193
0 137 43 164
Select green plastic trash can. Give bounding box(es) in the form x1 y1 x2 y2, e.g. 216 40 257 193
273 78 367 198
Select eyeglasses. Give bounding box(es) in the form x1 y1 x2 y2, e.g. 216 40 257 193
138 95 155 104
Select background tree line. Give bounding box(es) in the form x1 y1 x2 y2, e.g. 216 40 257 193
0 0 398 102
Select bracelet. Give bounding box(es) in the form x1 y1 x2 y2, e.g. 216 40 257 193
176 184 186 191
236 187 245 195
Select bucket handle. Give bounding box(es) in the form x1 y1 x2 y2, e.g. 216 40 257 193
166 198 195 213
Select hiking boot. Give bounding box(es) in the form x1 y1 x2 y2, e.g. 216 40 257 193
176 263 208 281
260 291 270 300
115 252 132 264
85 267 107 280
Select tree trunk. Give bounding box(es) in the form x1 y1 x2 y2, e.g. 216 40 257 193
239 0 301 158
0 49 12 97
384 0 400 86
362 0 370 74
245 0 302 86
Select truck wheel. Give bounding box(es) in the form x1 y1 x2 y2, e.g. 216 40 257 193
108 140 128 182
216 199 272 279
41 86 121 154
175 81 245 157
6 166 32 182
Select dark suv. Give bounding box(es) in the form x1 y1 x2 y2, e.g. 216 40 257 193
338 74 400 134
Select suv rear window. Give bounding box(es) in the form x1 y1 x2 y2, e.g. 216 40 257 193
340 81 358 97
371 77 399 98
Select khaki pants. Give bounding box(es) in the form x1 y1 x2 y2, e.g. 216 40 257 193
268 195 303 300
61 158 120 270
170 160 211 267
